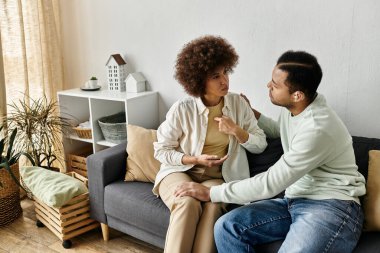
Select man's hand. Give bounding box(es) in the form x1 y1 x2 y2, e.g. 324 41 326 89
174 182 211 202
240 93 261 120
240 93 252 107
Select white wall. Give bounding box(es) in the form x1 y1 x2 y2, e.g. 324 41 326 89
60 0 380 138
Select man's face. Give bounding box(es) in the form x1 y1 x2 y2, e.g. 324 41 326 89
267 66 293 108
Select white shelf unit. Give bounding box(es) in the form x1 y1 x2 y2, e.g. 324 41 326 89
57 88 159 163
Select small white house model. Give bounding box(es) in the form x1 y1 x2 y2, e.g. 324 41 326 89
105 54 128 92
125 72 146 93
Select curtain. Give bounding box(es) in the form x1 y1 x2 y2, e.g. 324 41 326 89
0 0 63 113
0 0 64 169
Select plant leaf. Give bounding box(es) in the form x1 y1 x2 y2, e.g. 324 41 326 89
20 152 36 166
0 139 5 160
6 128 17 160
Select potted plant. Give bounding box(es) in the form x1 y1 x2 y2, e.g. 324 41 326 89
0 125 25 226
6 95 73 171
89 76 98 88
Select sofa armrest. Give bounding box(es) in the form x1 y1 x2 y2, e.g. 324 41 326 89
87 142 127 223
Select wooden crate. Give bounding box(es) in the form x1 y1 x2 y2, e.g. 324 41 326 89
34 172 99 248
67 148 93 178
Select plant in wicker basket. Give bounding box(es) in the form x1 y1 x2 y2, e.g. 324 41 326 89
6 95 73 171
0 125 29 226
0 125 32 187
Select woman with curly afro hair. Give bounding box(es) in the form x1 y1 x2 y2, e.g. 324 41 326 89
153 35 267 253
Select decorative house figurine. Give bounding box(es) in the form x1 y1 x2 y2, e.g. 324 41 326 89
125 72 146 93
105 54 128 92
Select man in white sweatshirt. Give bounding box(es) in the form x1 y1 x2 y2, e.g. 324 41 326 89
174 51 366 253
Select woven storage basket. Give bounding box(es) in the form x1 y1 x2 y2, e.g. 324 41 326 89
0 163 22 226
73 127 92 139
67 146 93 178
98 112 127 144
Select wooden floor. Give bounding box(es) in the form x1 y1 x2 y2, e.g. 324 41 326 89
0 198 163 253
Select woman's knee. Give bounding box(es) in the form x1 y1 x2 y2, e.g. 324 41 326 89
173 196 202 213
203 202 223 213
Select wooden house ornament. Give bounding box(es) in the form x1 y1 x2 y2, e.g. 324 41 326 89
125 72 146 93
105 54 128 92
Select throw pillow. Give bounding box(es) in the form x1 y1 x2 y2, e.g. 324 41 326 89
125 124 161 183
20 166 88 208
363 150 380 231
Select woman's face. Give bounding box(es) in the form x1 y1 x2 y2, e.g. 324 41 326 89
204 66 229 98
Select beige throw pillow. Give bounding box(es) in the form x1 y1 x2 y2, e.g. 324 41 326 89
125 124 161 183
363 150 380 231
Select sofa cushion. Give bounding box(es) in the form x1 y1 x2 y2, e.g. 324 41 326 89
104 181 169 237
247 138 283 177
352 136 380 180
125 124 161 183
363 150 380 231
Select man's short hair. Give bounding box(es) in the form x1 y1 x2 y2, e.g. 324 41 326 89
277 51 323 101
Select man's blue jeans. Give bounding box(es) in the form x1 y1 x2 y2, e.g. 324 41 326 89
214 198 363 253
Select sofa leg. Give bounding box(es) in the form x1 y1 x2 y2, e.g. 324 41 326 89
101 223 109 241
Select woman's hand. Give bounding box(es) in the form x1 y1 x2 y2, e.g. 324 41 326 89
214 116 238 135
196 154 228 167
182 154 228 166
215 116 248 143
174 182 211 201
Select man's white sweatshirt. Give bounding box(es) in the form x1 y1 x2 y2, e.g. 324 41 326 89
210 94 366 204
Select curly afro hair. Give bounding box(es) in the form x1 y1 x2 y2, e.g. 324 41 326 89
174 35 239 97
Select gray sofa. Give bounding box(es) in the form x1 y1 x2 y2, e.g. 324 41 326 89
87 136 380 252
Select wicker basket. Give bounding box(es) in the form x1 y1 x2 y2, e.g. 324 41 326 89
73 126 92 139
67 147 93 178
0 163 23 226
98 112 127 144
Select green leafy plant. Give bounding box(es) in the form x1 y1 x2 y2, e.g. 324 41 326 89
6 95 73 171
0 126 32 189
90 76 97 80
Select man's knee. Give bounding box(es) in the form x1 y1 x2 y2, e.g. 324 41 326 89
214 213 234 239
214 215 226 242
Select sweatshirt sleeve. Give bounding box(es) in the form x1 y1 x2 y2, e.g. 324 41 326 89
210 129 334 204
153 103 185 166
258 114 281 138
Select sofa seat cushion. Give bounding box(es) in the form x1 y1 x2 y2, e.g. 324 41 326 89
104 181 169 237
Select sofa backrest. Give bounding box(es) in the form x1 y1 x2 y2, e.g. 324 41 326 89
352 136 380 180
247 136 380 181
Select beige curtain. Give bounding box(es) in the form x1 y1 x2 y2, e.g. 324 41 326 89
0 30 6 123
0 0 63 113
0 0 64 169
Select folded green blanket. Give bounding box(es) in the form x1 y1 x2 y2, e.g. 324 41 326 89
20 166 88 208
